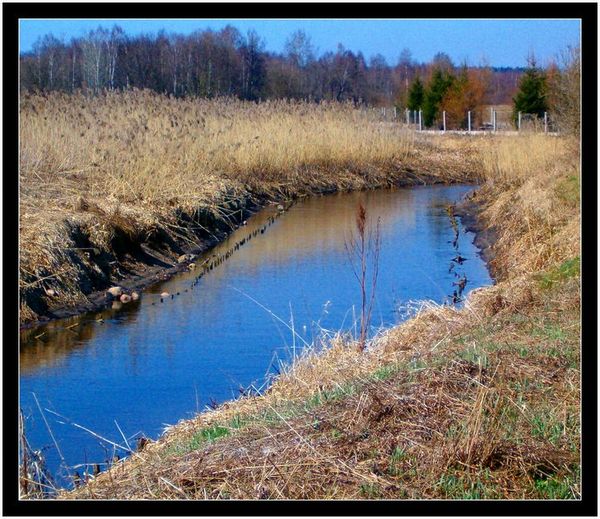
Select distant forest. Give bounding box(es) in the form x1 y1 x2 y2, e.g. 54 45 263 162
20 25 524 107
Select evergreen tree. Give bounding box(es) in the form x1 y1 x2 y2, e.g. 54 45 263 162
423 68 454 127
512 59 548 124
406 76 424 111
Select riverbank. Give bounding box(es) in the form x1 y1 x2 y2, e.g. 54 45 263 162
20 92 481 327
49 132 580 500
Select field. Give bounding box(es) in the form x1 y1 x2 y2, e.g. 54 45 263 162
18 92 581 500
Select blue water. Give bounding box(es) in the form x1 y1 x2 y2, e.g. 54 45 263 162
19 185 492 488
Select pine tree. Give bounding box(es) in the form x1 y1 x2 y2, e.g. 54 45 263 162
423 68 454 127
513 58 548 124
406 76 424 111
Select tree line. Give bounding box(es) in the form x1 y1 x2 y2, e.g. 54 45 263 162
20 25 524 108
405 48 580 132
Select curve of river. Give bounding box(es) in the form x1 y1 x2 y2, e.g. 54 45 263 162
20 184 492 488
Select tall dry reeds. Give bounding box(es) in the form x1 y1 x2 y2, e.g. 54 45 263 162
20 90 415 208
20 90 478 323
477 134 580 279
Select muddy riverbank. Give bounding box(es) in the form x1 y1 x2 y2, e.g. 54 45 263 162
20 169 475 330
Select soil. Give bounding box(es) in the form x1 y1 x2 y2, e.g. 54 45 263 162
455 192 498 280
20 201 264 331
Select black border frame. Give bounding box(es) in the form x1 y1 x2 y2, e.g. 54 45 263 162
3 3 597 516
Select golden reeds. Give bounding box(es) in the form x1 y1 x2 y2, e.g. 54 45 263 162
19 91 477 323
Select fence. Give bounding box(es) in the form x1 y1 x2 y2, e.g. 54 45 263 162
368 106 558 134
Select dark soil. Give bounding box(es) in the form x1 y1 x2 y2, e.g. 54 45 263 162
455 192 498 280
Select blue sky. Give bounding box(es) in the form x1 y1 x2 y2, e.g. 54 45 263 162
19 19 580 68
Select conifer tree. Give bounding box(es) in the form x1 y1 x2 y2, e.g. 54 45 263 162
512 57 548 124
406 76 424 111
423 68 454 127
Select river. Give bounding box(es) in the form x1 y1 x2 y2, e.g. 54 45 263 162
19 184 493 488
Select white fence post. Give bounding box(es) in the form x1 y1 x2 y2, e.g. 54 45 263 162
443 110 446 132
394 106 397 119
493 110 497 132
518 111 521 131
467 111 471 133
544 112 548 133
414 110 417 128
418 110 422 131
406 109 409 125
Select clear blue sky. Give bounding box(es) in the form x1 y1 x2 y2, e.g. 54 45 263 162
19 19 580 68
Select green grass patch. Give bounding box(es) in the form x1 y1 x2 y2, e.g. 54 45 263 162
530 410 565 446
458 344 489 369
191 425 230 446
359 483 382 499
388 446 407 476
532 323 567 342
555 174 580 207
165 424 232 456
538 257 580 290
370 363 402 382
305 382 358 409
436 470 499 499
534 474 578 499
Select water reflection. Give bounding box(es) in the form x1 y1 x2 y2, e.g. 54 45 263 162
20 185 492 486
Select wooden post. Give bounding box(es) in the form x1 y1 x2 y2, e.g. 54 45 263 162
518 111 521 131
442 110 446 132
414 110 417 128
394 106 397 119
467 111 471 133
493 110 497 132
544 111 548 133
418 110 422 131
406 109 409 125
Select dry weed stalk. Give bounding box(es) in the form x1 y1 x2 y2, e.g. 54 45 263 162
345 203 381 350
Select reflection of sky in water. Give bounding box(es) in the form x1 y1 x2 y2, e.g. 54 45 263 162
19 184 492 486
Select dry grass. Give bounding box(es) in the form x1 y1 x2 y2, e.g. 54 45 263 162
20 91 418 204
19 91 478 324
477 134 580 279
55 133 581 500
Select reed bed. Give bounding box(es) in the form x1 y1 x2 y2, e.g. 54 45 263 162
19 90 477 323
20 90 418 208
57 132 581 500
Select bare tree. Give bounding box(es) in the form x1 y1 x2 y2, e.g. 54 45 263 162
547 45 580 136
81 27 108 93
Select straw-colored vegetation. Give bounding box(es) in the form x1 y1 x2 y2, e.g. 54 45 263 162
54 132 580 500
19 90 478 324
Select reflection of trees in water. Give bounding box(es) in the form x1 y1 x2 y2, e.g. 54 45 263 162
20 302 142 374
202 188 418 280
19 188 428 375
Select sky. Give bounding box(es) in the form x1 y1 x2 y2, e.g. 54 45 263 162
19 19 581 68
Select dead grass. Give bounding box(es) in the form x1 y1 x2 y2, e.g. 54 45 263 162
476 134 580 280
19 91 478 324
55 132 581 500
18 95 581 499
59 275 580 500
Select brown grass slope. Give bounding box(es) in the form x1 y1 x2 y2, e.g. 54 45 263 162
19 91 479 325
56 134 580 500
